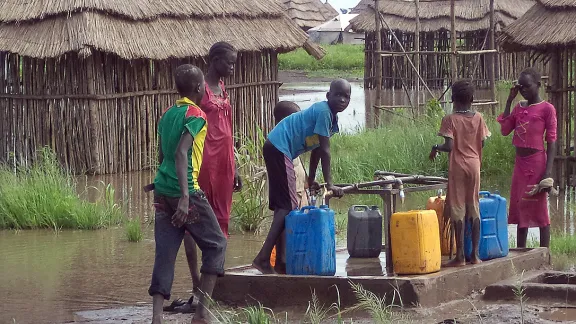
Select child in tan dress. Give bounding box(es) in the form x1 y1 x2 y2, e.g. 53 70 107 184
430 79 491 267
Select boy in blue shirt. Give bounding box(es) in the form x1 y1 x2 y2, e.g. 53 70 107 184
252 79 351 274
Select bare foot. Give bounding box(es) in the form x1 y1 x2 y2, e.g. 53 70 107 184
470 256 482 265
443 258 466 268
252 259 276 274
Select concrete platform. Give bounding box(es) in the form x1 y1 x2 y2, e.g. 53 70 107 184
213 248 550 308
484 270 576 303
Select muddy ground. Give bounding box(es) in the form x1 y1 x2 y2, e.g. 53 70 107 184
66 297 576 323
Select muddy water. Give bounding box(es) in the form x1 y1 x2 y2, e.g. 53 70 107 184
0 84 572 323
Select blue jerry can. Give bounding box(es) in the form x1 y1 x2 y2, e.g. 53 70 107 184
465 191 509 261
285 205 336 276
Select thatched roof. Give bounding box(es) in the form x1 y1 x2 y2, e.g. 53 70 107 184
283 0 339 30
500 0 576 51
349 0 536 33
0 0 311 60
351 0 373 14
322 2 341 20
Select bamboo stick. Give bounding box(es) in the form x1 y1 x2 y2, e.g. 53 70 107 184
415 0 420 116
450 0 457 84
374 0 382 126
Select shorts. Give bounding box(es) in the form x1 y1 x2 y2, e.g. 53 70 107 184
263 139 298 211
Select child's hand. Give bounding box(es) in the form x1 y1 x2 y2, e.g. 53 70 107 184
233 172 243 192
327 184 344 198
508 84 519 101
172 196 189 227
429 146 439 161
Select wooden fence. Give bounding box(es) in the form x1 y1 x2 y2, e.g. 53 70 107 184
363 30 548 90
0 50 279 174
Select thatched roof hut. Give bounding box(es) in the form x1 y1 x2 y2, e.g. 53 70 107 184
499 0 576 51
349 0 540 90
499 0 576 190
283 0 340 30
322 2 341 19
349 0 535 34
0 0 315 174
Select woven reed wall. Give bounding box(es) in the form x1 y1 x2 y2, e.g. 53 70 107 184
0 50 278 174
548 49 576 190
363 30 548 90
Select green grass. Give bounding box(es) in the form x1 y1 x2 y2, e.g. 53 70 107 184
125 218 143 242
231 129 270 233
0 148 123 230
329 117 515 184
550 231 576 256
279 44 364 78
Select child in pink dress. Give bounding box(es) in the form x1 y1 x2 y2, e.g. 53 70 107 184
497 68 557 248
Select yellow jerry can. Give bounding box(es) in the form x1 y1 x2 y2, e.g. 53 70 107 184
426 195 455 256
391 210 441 275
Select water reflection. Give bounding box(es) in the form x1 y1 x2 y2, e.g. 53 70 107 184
0 229 264 323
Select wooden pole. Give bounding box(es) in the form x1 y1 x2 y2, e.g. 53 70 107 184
374 0 383 126
86 52 102 174
450 0 457 84
488 0 496 114
415 0 421 116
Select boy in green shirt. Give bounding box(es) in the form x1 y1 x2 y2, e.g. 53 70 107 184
149 64 227 324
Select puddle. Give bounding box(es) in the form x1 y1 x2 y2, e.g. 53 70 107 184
540 308 576 322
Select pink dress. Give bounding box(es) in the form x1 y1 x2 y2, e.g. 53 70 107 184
497 101 557 228
198 80 235 237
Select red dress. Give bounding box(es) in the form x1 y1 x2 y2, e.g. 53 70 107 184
198 80 235 237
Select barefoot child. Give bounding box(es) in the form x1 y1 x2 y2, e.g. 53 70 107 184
497 68 557 248
269 101 310 274
430 79 490 267
252 79 351 274
149 64 227 323
168 41 240 314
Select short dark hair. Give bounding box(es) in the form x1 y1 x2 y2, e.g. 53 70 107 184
520 67 542 83
274 101 300 123
209 41 237 61
451 79 475 104
175 64 203 95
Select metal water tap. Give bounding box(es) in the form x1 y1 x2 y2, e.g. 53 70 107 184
395 178 405 204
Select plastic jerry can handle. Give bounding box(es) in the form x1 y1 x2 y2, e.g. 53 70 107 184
300 206 317 213
479 191 491 198
351 205 370 211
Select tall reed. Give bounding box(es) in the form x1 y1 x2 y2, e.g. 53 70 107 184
231 128 270 233
329 117 515 185
0 147 123 230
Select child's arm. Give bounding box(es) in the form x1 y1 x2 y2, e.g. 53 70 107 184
308 136 343 197
543 104 558 180
430 115 453 160
434 138 453 153
173 132 194 227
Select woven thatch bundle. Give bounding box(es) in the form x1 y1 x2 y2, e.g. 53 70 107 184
283 0 339 30
500 0 576 51
349 0 535 33
0 0 310 59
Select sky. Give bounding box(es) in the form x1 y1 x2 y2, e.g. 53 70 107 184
326 0 361 11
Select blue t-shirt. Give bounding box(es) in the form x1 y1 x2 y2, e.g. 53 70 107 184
268 101 339 160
